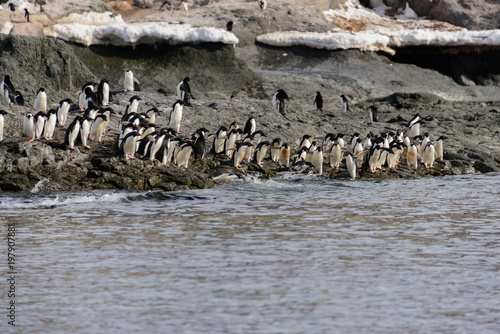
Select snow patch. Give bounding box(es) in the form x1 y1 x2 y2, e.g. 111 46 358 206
44 22 239 47
55 11 125 25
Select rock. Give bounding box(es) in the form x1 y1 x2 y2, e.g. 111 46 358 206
428 0 500 30
473 161 498 173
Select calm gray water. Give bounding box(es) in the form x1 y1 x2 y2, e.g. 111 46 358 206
1 173 500 333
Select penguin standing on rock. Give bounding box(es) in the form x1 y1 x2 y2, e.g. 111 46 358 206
34 88 47 112
314 91 323 111
270 138 282 162
192 128 209 161
78 82 96 111
176 142 194 168
64 116 82 149
34 111 46 139
340 94 349 112
124 69 134 92
43 109 57 140
311 147 324 175
177 77 194 106
369 106 378 122
124 95 142 116
212 125 228 155
97 79 110 106
254 141 270 167
121 131 141 159
167 100 184 133
259 0 267 10
0 110 8 142
243 116 256 136
233 142 251 169
80 116 92 149
1 75 16 105
24 8 30 22
434 136 446 161
272 89 289 116
345 153 357 181
89 114 108 143
24 112 35 141
279 143 290 168
57 98 73 127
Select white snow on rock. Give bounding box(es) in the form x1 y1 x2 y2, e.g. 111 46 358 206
44 22 239 47
256 0 500 55
55 12 125 25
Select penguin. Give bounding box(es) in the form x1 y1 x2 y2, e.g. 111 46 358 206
299 134 312 149
176 142 194 168
311 147 324 175
145 107 158 124
1 75 16 105
89 114 108 143
408 113 420 129
243 141 254 164
118 122 138 150
314 91 323 111
165 136 181 165
192 128 209 160
167 100 184 133
305 141 317 163
336 133 345 149
209 169 244 182
345 153 357 181
226 21 233 31
0 110 8 142
78 82 96 111
259 0 267 10
368 144 381 173
408 120 420 138
64 116 82 149
121 131 141 159
233 142 251 169
228 121 239 132
84 86 98 110
24 112 35 142
177 77 194 106
80 116 92 149
272 89 289 115
270 138 282 162
254 141 270 167
96 107 115 136
34 88 47 112
369 106 378 122
434 136 446 161
329 142 342 169
363 134 372 150
24 8 29 22
407 144 418 169
418 133 430 157
279 143 290 168
124 95 142 116
350 132 360 150
212 125 228 155
422 143 436 168
15 91 24 106
124 69 134 92
43 109 57 140
57 98 73 127
149 130 171 161
136 134 156 159
243 116 256 136
96 79 110 106
224 129 239 159
323 133 335 151
353 138 364 158
34 111 46 139
340 94 349 112
83 103 98 121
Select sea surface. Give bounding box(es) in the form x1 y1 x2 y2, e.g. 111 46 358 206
1 173 499 333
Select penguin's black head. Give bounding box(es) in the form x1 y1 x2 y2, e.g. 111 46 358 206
8 3 15 11
38 87 45 93
226 21 233 31
0 110 9 115
130 95 142 102
183 77 190 83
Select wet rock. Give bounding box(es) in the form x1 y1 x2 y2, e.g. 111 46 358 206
473 161 498 174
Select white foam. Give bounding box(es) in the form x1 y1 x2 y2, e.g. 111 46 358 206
44 22 239 47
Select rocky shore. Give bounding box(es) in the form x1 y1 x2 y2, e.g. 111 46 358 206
1 1 500 193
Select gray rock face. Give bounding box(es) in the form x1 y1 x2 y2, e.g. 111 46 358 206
381 0 500 30
0 34 96 100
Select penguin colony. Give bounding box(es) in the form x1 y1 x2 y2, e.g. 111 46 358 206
0 72 447 182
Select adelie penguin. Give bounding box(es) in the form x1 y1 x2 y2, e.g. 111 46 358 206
34 88 47 112
24 8 30 22
176 142 194 168
279 143 290 168
177 77 194 106
254 141 270 167
57 98 73 127
243 116 256 136
313 91 323 111
43 109 57 140
226 21 233 31
97 79 110 106
233 142 251 169
24 112 35 141
121 131 142 159
272 89 289 116
340 94 349 112
124 95 142 116
167 100 184 133
64 116 82 150
89 114 108 143
80 116 93 149
212 125 228 155
1 75 16 105
270 138 282 162
78 82 96 111
345 152 357 181
311 147 324 175
0 110 8 142
124 69 134 92
192 128 209 161
369 105 378 122
34 111 46 139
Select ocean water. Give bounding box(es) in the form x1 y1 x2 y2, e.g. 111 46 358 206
1 173 499 333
